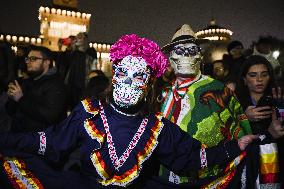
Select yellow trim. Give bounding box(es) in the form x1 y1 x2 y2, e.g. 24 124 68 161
90 113 164 187
260 153 278 164
3 157 44 189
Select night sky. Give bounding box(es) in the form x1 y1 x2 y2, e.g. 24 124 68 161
0 0 283 47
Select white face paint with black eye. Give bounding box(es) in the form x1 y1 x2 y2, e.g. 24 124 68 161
112 55 151 108
169 43 202 77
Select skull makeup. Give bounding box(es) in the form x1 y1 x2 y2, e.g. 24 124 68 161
112 55 151 108
169 43 202 77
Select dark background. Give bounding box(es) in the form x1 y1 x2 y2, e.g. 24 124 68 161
0 0 283 46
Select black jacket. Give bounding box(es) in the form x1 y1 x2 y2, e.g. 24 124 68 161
222 54 246 83
5 72 67 132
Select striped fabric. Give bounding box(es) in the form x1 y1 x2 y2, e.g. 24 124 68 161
259 143 281 189
171 75 201 101
172 79 192 101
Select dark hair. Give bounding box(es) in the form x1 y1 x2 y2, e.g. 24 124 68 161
235 55 275 108
83 75 110 99
77 32 88 39
256 37 272 46
212 59 229 70
69 35 76 40
29 45 54 68
227 40 243 53
29 45 53 60
16 45 29 56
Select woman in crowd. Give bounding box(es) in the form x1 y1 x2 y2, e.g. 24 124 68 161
235 55 284 185
235 55 276 134
0 35 279 189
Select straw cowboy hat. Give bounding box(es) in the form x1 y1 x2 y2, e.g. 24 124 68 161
162 24 208 53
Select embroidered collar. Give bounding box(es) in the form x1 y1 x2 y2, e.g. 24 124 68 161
91 112 165 187
82 99 166 187
99 101 148 170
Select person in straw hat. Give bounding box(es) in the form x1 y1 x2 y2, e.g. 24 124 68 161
158 24 284 187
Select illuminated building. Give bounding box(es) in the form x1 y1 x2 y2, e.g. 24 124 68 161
0 0 112 75
38 6 91 51
196 19 233 64
89 42 112 75
196 19 233 42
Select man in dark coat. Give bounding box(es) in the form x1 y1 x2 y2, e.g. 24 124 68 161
5 45 67 132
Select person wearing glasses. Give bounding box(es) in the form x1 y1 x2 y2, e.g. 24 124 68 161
5 45 67 133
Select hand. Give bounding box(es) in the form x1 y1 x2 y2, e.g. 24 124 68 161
245 106 272 121
226 82 236 92
268 109 284 139
238 135 259 151
7 80 23 102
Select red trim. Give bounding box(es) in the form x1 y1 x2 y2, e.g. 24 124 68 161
260 173 278 184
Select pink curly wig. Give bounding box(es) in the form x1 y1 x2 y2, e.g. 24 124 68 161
110 34 169 78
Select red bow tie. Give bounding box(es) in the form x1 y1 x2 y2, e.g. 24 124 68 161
172 79 194 101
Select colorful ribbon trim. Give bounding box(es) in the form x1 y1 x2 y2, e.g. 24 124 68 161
82 98 99 115
202 151 246 189
90 112 164 187
260 162 279 174
259 143 280 185
172 78 195 101
84 119 105 144
99 101 148 170
82 99 104 145
260 173 279 184
3 157 44 189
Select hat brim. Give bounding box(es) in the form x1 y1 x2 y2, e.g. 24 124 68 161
161 38 209 54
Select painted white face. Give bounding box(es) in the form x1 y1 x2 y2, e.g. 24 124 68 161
112 55 151 108
169 43 202 77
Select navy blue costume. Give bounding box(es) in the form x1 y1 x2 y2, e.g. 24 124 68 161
0 99 241 189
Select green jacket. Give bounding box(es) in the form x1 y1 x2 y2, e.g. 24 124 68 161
160 74 252 182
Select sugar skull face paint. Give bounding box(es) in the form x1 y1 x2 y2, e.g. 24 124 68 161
169 43 202 77
112 55 151 108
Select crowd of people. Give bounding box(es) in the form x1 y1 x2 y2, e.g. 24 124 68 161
0 24 283 189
